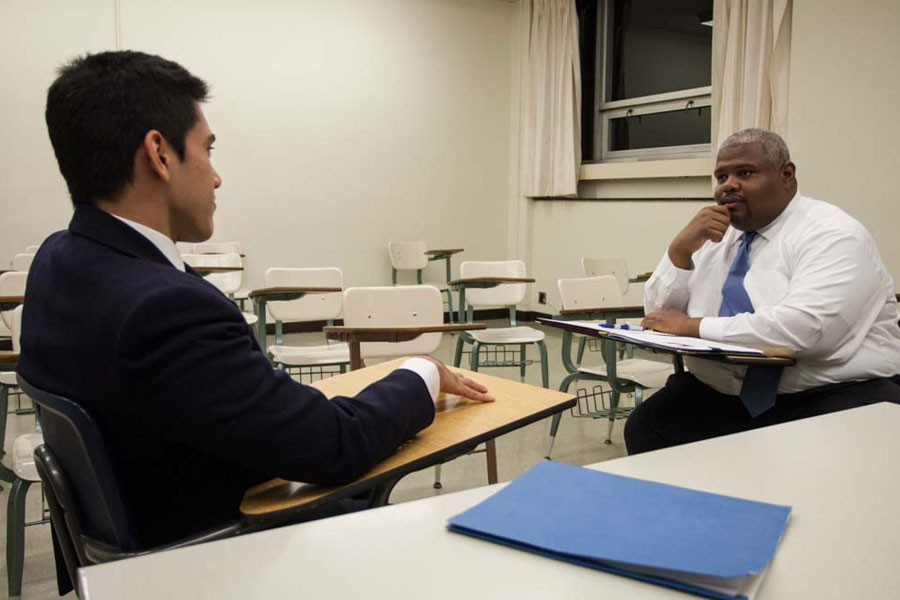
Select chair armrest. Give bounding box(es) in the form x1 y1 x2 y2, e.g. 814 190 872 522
82 520 247 564
323 323 486 343
0 352 19 364
191 266 244 274
0 295 25 311
557 305 645 321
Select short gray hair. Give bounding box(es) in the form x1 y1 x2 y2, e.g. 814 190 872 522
718 128 791 168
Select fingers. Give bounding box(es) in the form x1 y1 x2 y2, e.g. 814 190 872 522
455 375 494 403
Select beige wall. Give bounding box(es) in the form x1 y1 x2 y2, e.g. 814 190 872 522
0 0 520 290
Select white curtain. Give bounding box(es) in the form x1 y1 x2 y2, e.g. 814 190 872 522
519 0 581 198
711 0 792 151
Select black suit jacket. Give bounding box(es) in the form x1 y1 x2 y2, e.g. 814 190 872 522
19 204 434 548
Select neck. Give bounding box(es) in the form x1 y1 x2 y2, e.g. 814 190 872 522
95 192 174 242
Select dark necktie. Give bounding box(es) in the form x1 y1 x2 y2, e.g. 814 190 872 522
718 232 782 417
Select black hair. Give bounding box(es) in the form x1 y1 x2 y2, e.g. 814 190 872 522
45 50 209 205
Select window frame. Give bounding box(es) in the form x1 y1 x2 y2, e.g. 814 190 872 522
593 0 712 163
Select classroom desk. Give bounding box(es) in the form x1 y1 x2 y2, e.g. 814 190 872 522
76 402 900 599
248 286 343 350
0 295 24 311
449 276 535 324
239 358 575 527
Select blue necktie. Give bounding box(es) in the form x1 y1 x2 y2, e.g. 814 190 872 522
718 232 782 417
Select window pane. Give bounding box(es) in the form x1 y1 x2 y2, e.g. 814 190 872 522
609 106 710 151
608 0 713 101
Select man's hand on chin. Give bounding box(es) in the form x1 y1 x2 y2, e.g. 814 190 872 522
641 309 702 338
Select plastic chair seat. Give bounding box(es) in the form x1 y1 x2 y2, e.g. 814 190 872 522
468 326 545 345
578 358 673 389
268 343 351 366
242 312 258 325
12 433 43 481
234 289 250 300
0 371 16 385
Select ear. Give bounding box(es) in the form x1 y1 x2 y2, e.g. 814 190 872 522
780 161 796 187
141 130 174 183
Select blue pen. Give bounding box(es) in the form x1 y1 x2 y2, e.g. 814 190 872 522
599 323 645 331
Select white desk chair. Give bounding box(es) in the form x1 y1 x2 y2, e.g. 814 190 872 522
452 260 548 387
265 268 349 382
176 242 195 255
6 428 47 600
343 285 490 488
192 242 249 306
581 257 630 295
23 245 39 254
0 271 27 340
181 253 257 326
10 254 34 272
388 241 455 324
546 276 672 456
1 305 26 469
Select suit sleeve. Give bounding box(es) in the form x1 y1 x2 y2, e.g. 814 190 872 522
114 282 435 486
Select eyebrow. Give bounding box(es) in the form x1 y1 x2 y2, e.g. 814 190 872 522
714 162 757 174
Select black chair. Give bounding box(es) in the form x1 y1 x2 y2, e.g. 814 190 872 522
16 375 245 594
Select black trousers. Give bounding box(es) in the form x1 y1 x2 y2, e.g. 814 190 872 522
624 372 900 455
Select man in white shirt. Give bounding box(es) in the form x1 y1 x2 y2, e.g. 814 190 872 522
625 128 900 454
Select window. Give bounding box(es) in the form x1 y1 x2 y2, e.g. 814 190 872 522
578 0 713 163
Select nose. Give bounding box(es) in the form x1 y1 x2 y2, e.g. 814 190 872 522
719 173 739 192
213 169 222 189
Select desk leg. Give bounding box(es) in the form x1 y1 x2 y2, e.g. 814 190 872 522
485 439 498 484
368 476 400 507
349 342 364 371
674 355 685 374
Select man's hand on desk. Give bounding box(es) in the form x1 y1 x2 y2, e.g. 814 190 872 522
642 309 702 338
668 205 731 269
420 356 494 403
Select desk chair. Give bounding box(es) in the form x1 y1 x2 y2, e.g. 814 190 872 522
10 254 34 272
1 306 25 471
265 268 350 382
342 285 491 488
182 253 257 326
1 273 28 423
452 260 548 388
16 376 245 593
388 241 455 324
6 432 47 600
581 257 644 362
192 242 249 307
546 276 672 457
24 245 40 254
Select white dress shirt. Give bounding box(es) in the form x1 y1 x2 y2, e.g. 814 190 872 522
645 193 900 395
111 214 441 400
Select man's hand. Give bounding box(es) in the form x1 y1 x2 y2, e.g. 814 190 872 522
641 309 702 337
668 205 731 269
420 356 494 403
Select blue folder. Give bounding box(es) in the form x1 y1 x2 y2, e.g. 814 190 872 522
448 461 791 600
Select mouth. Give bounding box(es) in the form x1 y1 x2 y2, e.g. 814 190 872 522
718 196 745 210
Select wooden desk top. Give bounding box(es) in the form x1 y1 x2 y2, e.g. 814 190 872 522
538 317 796 366
425 248 464 257
323 323 486 343
0 295 24 310
240 358 574 523
248 286 342 299
558 305 644 316
0 352 18 363
449 277 535 287
191 266 244 274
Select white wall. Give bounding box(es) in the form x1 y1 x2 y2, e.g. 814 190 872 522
0 0 520 290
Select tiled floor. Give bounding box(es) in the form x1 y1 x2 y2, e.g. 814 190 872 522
0 321 665 599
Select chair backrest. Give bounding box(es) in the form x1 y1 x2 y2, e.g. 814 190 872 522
176 242 195 255
0 270 27 329
460 260 527 308
24 244 40 253
557 276 624 311
343 285 443 358
265 267 343 322
388 241 428 271
16 376 139 561
182 252 244 295
11 253 34 272
581 257 629 295
193 241 244 255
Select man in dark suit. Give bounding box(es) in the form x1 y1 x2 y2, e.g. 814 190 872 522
18 50 492 565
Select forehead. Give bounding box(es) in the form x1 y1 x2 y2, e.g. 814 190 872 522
187 105 213 140
715 142 768 171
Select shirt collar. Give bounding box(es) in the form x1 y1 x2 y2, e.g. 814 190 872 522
110 215 185 272
724 191 803 247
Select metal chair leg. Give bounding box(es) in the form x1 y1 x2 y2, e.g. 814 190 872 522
519 343 527 382
6 477 32 600
0 383 8 461
470 341 481 372
538 340 549 388
605 390 621 444
453 336 465 367
444 290 455 325
576 337 587 365
546 373 578 459
432 464 442 489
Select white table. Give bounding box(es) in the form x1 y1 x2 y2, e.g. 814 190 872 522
77 403 900 599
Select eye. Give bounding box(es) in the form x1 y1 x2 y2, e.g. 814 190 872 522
738 169 753 177
714 174 726 183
